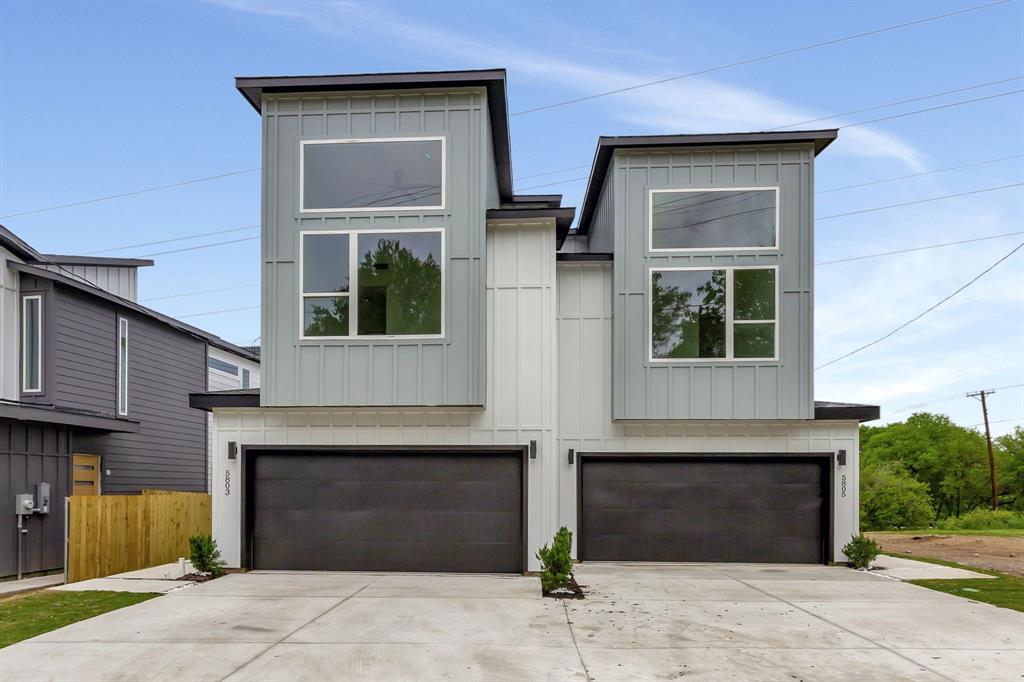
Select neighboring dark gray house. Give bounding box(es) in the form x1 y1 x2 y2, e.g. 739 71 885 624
0 225 258 578
195 68 879 575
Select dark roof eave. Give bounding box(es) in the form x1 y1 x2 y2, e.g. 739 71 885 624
576 129 839 235
0 401 140 432
235 69 513 203
10 261 259 362
41 254 155 268
486 207 577 247
813 401 880 422
0 224 45 262
190 389 260 411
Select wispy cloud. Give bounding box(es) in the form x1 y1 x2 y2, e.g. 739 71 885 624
214 0 924 168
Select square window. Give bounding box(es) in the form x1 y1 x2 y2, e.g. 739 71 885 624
303 296 349 337
357 231 443 336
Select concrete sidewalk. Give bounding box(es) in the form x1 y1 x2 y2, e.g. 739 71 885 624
869 554 995 580
0 574 63 597
51 561 199 595
2 564 1021 681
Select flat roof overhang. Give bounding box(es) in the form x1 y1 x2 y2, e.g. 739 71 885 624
486 206 577 247
575 129 839 236
236 69 514 203
0 402 140 432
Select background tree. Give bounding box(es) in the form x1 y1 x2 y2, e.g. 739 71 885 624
860 462 934 530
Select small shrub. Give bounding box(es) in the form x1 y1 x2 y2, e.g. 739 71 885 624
939 509 1024 530
189 533 226 576
843 534 881 570
536 526 573 592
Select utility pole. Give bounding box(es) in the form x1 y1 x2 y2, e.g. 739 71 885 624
967 389 998 510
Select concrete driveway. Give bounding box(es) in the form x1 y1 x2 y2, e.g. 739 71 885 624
2 564 1021 681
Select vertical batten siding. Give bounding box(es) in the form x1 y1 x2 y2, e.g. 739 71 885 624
608 145 815 420
212 221 558 570
37 265 138 301
260 89 488 407
0 420 71 577
556 261 859 561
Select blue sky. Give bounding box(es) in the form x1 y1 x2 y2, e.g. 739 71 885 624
1 0 1021 433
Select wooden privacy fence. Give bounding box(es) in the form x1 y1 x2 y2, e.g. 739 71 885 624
66 490 211 583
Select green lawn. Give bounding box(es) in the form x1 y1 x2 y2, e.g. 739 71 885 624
0 590 159 648
884 553 1024 613
870 528 1024 538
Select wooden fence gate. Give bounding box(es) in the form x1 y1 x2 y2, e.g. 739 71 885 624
66 490 211 583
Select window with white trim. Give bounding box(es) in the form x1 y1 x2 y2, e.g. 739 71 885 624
300 229 444 339
650 188 778 251
21 295 42 393
650 267 777 361
241 368 251 389
300 137 445 212
117 317 128 415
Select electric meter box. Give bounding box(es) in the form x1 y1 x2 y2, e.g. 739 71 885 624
15 493 34 515
35 482 50 514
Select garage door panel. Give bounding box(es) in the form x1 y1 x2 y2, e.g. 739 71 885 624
581 457 826 564
248 451 523 572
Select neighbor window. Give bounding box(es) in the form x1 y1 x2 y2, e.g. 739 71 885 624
650 188 778 251
301 137 445 211
117 317 128 415
207 357 239 375
650 267 776 361
21 295 42 393
301 229 443 338
241 368 251 389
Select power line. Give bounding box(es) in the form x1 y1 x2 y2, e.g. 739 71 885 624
515 176 589 192
817 154 1024 194
815 240 1024 370
84 224 259 255
175 304 260 319
137 235 259 258
841 88 1023 128
971 417 1023 428
894 383 1024 413
818 182 1024 220
140 283 259 303
509 0 1012 116
0 168 259 219
770 75 1023 130
514 164 592 182
816 231 1024 265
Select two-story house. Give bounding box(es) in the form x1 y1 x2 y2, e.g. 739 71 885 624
192 68 878 573
0 224 259 578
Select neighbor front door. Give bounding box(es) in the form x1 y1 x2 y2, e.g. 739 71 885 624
72 454 101 495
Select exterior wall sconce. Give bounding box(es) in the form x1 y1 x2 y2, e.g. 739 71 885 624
529 440 537 459
228 441 238 460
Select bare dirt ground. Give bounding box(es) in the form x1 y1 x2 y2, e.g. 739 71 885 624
867 532 1024 576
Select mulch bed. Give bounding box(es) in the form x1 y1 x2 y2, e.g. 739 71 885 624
177 573 218 583
542 576 585 599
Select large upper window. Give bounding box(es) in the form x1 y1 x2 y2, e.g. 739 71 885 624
650 267 777 361
300 137 445 212
649 188 778 251
300 229 444 339
21 295 42 393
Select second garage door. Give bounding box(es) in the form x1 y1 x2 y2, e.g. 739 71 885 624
580 456 828 563
246 449 524 573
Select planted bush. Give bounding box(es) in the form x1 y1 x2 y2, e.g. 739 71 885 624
189 533 226 577
842 534 881 570
939 509 1024 530
536 526 574 592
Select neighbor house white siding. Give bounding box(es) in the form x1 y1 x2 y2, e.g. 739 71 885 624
211 220 559 569
206 347 260 493
0 247 22 401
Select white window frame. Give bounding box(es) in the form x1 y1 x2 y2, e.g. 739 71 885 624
117 316 128 416
648 265 779 363
299 136 447 213
21 294 42 393
648 187 780 254
298 227 446 341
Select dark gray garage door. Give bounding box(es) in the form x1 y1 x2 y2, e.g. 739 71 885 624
246 449 524 573
580 456 827 563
